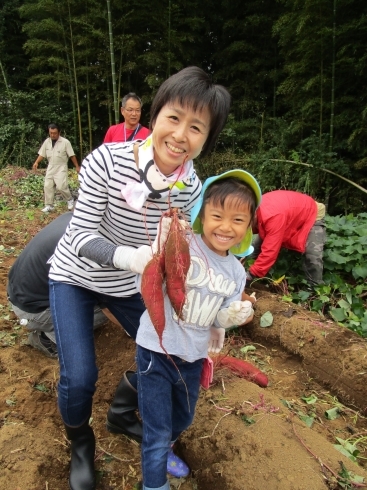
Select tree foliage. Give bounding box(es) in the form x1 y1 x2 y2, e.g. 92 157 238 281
0 0 365 213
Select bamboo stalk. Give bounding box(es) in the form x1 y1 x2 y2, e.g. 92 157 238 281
329 0 336 153
107 0 119 124
67 0 83 161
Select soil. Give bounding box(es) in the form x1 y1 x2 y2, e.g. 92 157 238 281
1 208 367 490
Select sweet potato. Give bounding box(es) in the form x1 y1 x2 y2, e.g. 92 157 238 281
213 354 268 387
165 210 190 319
141 253 167 353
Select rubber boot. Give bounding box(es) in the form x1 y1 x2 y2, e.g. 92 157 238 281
106 370 143 443
64 419 96 490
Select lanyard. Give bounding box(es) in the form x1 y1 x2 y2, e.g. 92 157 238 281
124 123 140 142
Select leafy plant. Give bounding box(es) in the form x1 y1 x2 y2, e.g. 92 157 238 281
338 462 365 489
246 213 367 337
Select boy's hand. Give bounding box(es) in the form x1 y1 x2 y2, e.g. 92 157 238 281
241 292 256 304
217 300 254 328
208 327 225 353
228 300 254 325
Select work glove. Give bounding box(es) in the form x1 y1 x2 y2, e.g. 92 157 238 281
113 245 153 274
208 327 225 353
152 216 171 253
113 216 188 274
113 219 169 273
216 300 254 328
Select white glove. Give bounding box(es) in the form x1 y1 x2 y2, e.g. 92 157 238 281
113 245 153 274
113 216 188 274
152 217 171 254
208 327 225 353
216 300 254 328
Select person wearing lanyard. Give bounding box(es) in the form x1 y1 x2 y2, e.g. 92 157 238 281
103 93 151 143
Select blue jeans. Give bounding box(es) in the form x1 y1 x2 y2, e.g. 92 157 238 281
137 346 203 490
49 279 145 426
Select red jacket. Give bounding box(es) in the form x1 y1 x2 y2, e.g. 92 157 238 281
249 190 317 278
103 123 151 143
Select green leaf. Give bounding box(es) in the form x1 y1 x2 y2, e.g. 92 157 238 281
352 265 367 280
282 295 293 302
280 399 293 409
334 444 357 462
337 299 351 310
240 345 256 353
260 311 273 327
298 414 315 428
34 384 49 393
330 308 347 322
325 407 340 420
327 251 347 264
297 290 311 302
301 394 317 404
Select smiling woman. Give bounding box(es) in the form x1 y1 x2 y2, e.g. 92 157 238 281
46 66 231 490
151 104 211 175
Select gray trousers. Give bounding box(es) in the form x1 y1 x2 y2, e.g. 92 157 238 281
10 303 107 343
252 218 326 285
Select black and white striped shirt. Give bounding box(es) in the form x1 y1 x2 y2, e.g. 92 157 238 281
49 141 202 296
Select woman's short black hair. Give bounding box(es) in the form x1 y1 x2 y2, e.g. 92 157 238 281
150 66 231 157
199 177 257 225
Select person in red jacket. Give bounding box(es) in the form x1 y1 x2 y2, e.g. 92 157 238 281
103 92 151 143
247 190 326 285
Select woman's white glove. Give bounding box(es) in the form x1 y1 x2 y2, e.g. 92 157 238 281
216 300 254 328
153 217 171 253
113 245 152 274
113 216 187 274
113 218 170 273
208 327 225 353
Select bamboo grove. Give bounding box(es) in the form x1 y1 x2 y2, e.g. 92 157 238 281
0 0 366 214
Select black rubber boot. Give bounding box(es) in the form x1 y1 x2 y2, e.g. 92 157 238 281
64 419 96 490
106 370 143 443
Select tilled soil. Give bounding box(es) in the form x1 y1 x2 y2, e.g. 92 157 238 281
0 210 367 490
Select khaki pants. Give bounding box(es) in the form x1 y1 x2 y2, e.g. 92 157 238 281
44 164 72 205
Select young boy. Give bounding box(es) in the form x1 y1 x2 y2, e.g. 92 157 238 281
135 169 261 490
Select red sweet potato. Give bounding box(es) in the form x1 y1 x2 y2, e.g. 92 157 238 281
141 253 167 353
213 354 268 387
165 210 190 319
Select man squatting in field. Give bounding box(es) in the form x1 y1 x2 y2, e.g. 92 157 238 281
246 190 326 286
7 213 109 358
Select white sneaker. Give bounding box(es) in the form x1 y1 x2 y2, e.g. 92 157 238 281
42 205 54 213
67 199 74 210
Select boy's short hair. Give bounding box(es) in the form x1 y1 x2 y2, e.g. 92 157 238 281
199 177 257 225
150 66 231 157
191 169 261 257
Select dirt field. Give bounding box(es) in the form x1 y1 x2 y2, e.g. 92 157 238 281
1 208 367 490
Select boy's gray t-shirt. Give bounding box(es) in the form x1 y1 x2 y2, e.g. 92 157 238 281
136 234 246 362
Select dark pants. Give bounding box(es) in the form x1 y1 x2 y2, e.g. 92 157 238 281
49 279 145 426
137 346 203 490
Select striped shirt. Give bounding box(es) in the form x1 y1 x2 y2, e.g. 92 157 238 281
49 141 202 297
